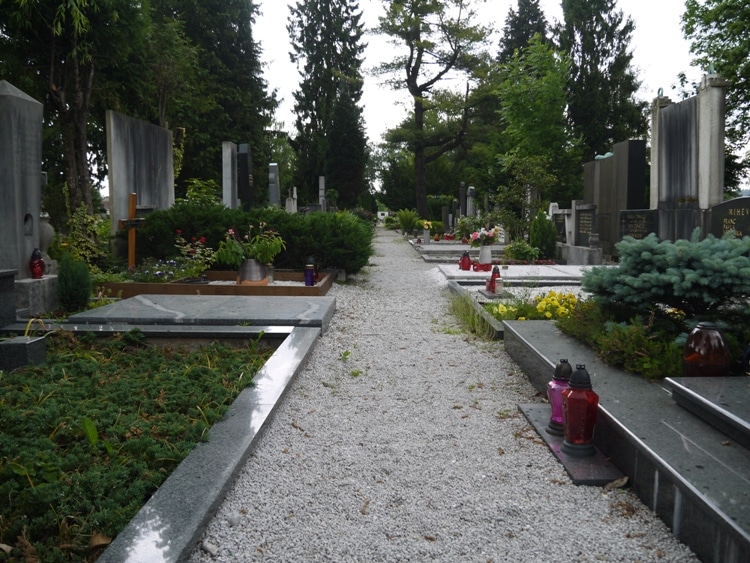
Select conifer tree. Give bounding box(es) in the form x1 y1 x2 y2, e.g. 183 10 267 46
497 0 549 63
288 0 367 205
554 0 647 159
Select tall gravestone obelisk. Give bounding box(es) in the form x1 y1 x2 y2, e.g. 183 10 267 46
0 81 43 279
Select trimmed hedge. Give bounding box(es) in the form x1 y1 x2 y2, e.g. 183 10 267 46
136 204 373 275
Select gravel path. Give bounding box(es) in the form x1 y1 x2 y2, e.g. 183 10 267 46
189 228 697 562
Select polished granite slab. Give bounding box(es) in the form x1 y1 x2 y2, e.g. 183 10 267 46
665 376 750 449
518 404 625 486
68 294 336 333
504 320 750 563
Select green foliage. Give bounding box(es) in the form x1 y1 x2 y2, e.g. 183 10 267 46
179 178 222 206
375 0 491 217
504 240 540 262
495 35 582 207
456 215 482 238
485 290 578 321
137 200 246 260
683 0 750 161
582 230 750 319
554 0 648 158
134 203 373 275
52 206 110 273
396 208 420 233
497 0 549 63
0 331 270 561
529 210 557 259
449 294 496 339
383 216 398 230
556 300 684 380
57 254 92 313
288 0 366 204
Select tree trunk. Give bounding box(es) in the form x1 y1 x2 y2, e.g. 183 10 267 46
413 98 428 218
50 43 94 215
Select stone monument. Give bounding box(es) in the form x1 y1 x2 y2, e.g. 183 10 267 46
268 163 280 206
238 144 253 210
106 110 174 236
0 80 43 279
650 74 729 240
222 141 238 209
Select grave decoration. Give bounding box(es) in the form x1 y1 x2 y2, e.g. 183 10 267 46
683 322 732 377
547 359 573 436
561 364 599 457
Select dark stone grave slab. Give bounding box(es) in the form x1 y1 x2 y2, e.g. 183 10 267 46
553 213 566 243
665 376 750 450
68 294 337 333
0 270 17 327
619 209 659 240
709 197 750 238
575 204 596 247
518 404 626 486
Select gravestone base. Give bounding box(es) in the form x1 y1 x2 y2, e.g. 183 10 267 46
15 276 58 317
556 243 603 266
0 336 46 371
0 270 18 327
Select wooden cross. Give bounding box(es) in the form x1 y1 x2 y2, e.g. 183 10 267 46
117 192 145 269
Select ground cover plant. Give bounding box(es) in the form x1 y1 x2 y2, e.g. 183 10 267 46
0 330 272 562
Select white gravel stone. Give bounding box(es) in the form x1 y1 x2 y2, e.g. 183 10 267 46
189 229 698 562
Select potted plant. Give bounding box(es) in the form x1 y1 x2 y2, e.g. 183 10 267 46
214 224 286 284
469 226 501 264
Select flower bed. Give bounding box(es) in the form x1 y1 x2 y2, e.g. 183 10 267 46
96 270 336 299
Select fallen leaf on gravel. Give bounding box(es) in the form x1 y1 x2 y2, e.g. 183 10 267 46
291 420 305 432
604 476 629 490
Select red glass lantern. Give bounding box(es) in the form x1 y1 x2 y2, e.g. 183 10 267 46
29 248 45 279
683 321 732 377
546 359 572 436
485 266 502 293
459 251 472 271
561 364 599 457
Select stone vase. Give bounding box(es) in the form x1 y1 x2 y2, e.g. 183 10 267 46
39 213 54 258
478 245 492 264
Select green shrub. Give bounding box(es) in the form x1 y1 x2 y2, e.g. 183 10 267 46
57 253 92 313
582 230 750 319
529 211 557 259
504 239 539 262
135 205 374 275
396 208 419 233
383 215 398 229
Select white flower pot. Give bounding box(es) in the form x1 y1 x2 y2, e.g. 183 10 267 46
478 245 492 264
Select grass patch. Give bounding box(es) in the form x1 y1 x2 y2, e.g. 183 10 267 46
0 329 271 561
449 294 496 339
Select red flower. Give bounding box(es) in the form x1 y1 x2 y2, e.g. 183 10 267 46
191 237 197 242
176 229 182 235
199 237 206 244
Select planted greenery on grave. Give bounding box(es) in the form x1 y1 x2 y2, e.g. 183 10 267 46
0 330 271 561
556 230 750 379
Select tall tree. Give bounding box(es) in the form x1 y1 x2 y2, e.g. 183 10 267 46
376 0 490 218
0 0 149 214
497 0 549 63
683 0 750 185
288 0 366 205
494 34 582 236
155 0 276 196
554 0 647 159
324 83 369 208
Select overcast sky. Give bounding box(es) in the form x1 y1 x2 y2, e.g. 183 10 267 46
254 0 700 144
